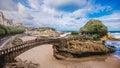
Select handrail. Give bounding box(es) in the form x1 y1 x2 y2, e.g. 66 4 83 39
0 38 57 56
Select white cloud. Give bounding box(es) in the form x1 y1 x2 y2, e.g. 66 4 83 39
0 2 33 24
94 12 120 30
0 0 119 31
97 12 120 21
70 8 91 19
28 0 42 9
0 0 17 11
43 0 88 8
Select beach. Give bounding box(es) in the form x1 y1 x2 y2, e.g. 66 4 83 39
15 44 120 68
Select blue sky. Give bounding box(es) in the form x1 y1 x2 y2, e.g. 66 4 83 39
0 0 120 31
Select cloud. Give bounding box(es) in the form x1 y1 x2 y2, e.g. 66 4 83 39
94 12 120 30
0 0 119 31
0 0 17 11
44 0 88 8
28 0 42 9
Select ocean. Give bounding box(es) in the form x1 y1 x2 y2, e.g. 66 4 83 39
109 31 120 38
106 31 120 57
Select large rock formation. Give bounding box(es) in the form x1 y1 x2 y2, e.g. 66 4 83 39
53 39 114 59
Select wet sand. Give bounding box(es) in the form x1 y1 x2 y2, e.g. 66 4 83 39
15 44 120 68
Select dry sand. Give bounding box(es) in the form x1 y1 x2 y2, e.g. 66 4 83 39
15 44 120 68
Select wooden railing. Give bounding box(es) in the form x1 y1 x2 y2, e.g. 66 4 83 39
0 38 60 67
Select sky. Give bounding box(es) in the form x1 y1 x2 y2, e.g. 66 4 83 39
0 0 120 31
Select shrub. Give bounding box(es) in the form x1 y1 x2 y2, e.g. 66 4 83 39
79 19 108 40
0 28 5 37
0 25 10 35
92 34 100 40
80 19 108 36
71 31 79 35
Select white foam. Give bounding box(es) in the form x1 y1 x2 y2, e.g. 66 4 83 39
111 33 120 35
111 33 120 38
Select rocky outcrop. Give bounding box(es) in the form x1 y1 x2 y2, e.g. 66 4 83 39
107 32 115 39
53 39 114 60
100 32 117 44
39 29 61 38
4 58 39 68
12 37 23 45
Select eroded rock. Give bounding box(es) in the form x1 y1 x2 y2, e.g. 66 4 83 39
53 39 114 60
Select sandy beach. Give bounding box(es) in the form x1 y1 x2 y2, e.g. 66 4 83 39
16 44 120 68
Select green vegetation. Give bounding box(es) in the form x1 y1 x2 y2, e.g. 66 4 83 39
38 27 56 32
80 19 108 40
0 28 5 36
92 34 100 40
71 31 79 35
0 25 24 38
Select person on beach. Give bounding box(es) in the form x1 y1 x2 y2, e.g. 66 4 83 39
35 36 40 41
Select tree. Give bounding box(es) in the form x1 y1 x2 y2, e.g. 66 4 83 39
0 28 5 36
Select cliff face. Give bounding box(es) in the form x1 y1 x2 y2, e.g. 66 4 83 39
53 39 114 59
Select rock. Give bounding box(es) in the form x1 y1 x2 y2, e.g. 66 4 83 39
100 32 116 44
39 29 61 38
107 32 115 39
4 58 40 68
53 39 114 59
12 37 23 45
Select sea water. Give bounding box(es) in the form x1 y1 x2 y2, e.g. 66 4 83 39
110 31 120 38
105 31 120 57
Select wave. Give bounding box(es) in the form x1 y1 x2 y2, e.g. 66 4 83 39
111 33 120 35
110 32 120 38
